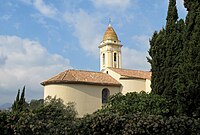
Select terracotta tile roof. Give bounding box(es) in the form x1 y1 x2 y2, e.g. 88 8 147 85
103 24 118 41
108 68 151 80
41 69 121 86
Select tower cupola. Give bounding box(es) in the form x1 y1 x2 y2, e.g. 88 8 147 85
103 24 119 41
99 24 122 71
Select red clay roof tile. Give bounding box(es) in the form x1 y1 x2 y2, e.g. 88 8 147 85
108 68 151 80
41 69 121 86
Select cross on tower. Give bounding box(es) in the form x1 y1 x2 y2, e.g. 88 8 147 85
109 17 111 24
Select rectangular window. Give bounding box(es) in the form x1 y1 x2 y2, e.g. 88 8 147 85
114 53 117 62
103 54 105 65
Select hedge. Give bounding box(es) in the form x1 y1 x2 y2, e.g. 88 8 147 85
74 112 200 135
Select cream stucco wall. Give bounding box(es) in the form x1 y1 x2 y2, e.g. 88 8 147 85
120 79 146 94
103 68 151 94
103 68 121 81
44 84 120 117
145 79 151 93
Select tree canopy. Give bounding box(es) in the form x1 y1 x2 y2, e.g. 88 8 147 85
148 0 200 117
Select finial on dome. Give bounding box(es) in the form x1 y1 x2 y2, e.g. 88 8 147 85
108 17 112 27
102 18 118 41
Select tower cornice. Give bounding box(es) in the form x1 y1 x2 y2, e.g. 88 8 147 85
98 42 122 48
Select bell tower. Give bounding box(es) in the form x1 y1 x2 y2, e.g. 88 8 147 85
99 24 122 71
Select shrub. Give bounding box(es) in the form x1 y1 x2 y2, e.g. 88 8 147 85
100 92 179 116
76 112 200 135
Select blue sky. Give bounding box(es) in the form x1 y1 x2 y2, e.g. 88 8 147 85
0 0 187 104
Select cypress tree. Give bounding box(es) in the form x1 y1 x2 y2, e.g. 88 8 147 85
166 0 178 32
148 29 166 95
149 0 200 117
19 86 26 111
19 86 25 104
148 32 158 94
12 89 20 111
149 0 181 96
12 86 27 112
162 0 182 97
177 0 200 117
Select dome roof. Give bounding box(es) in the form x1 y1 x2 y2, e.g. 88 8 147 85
102 24 118 41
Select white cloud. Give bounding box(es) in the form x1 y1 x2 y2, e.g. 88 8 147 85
33 0 58 18
0 54 7 67
132 35 150 50
122 47 150 71
62 9 150 70
126 35 151 70
63 10 104 57
91 0 131 11
0 35 72 104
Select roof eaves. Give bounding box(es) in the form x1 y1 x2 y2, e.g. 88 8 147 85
41 80 121 87
120 76 146 80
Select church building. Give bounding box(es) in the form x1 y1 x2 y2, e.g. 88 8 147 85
41 24 151 117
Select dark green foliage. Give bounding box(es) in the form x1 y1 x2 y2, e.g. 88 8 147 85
14 96 77 135
76 112 200 135
149 0 183 97
1 90 200 134
177 0 200 117
163 19 177 96
29 99 44 111
74 92 200 134
0 110 20 135
12 89 20 112
99 92 178 116
0 95 77 135
148 0 200 117
75 112 125 135
0 111 12 135
12 86 28 112
166 0 178 32
148 29 166 95
162 18 185 97
184 0 199 11
18 86 26 109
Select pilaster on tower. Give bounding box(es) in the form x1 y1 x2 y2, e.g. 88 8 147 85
99 24 122 71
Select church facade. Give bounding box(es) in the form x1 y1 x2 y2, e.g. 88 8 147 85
41 24 151 117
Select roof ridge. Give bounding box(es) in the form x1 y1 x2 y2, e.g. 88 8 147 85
67 69 104 74
108 67 151 80
61 70 68 80
108 67 150 72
